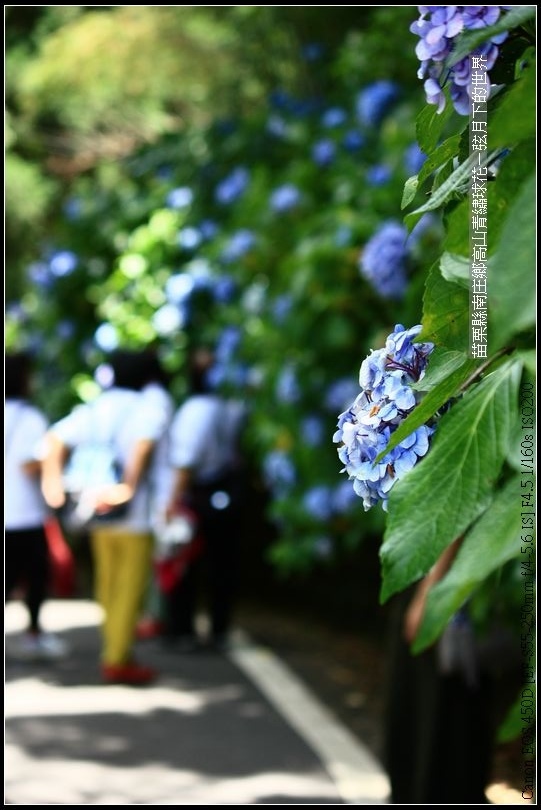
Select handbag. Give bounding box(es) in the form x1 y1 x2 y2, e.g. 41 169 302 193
154 505 198 561
153 505 204 594
44 515 77 598
59 488 129 536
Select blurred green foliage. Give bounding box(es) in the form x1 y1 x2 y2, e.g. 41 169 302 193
5 10 536 731
5 5 433 566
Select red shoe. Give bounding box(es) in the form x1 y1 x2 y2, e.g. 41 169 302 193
102 662 157 685
136 617 165 640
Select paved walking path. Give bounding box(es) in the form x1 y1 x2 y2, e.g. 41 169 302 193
5 599 391 805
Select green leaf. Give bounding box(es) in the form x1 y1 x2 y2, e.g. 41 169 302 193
486 139 536 247
417 134 462 188
445 7 536 68
520 348 537 376
489 173 536 349
402 134 464 215
405 151 501 231
489 58 536 149
442 197 470 256
497 686 536 743
380 358 523 603
415 100 456 155
401 175 419 210
417 261 470 352
506 352 536 471
440 251 470 289
413 476 523 652
430 156 455 195
413 348 473 393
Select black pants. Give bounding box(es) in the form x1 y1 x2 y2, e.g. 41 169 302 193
163 474 243 641
5 526 50 633
384 590 495 804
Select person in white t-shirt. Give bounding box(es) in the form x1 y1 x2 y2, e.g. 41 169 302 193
5 351 68 661
41 350 169 685
163 347 248 651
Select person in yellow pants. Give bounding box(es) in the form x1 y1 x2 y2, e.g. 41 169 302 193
41 350 169 685
92 527 154 669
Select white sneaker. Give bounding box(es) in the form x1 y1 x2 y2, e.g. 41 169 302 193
13 632 68 661
36 633 69 659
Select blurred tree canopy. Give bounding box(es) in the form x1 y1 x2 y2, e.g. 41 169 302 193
5 5 419 295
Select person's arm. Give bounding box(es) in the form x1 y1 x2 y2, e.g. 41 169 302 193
40 432 70 510
93 437 156 513
403 536 464 644
123 437 156 492
165 466 193 520
164 400 200 519
16 409 49 479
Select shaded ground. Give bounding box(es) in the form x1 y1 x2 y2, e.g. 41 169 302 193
237 599 387 761
58 529 530 804
5 600 354 805
235 597 529 806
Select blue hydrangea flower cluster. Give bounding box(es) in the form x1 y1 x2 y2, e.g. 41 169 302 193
302 42 325 62
276 364 301 404
198 220 219 241
266 114 289 139
215 326 241 362
271 294 294 324
411 6 510 115
404 142 427 175
321 107 347 128
356 80 400 127
94 322 119 352
177 226 202 251
27 250 79 287
214 167 250 205
312 139 336 167
166 186 193 209
342 130 365 152
152 304 186 336
165 272 195 304
359 221 409 300
269 184 302 213
56 320 75 340
63 197 82 221
324 377 361 414
332 479 361 514
27 261 53 288
221 229 257 263
212 274 237 304
301 415 325 447
333 324 435 512
262 450 297 496
204 325 247 390
366 164 392 187
49 250 78 277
